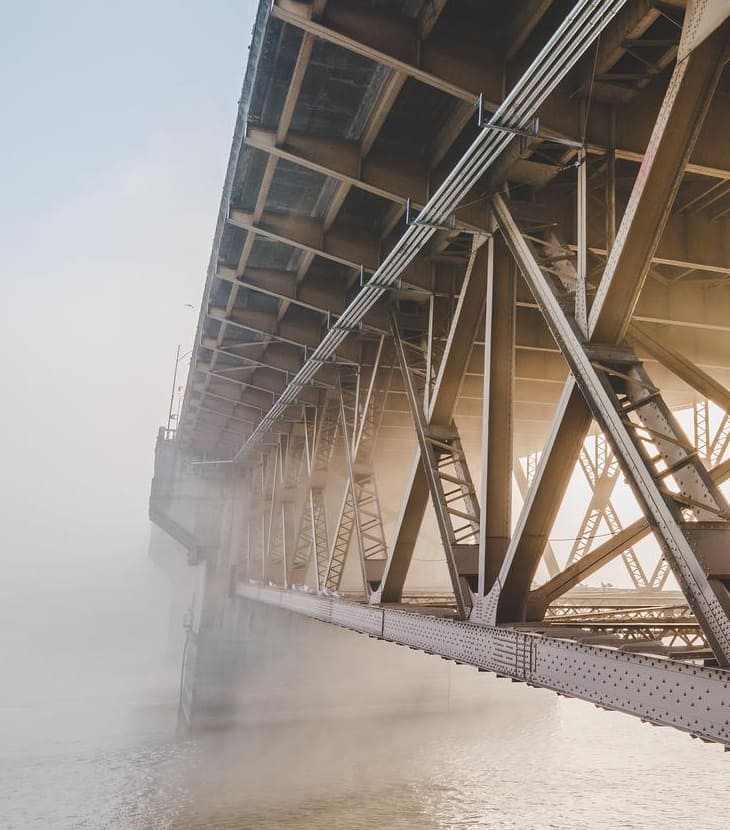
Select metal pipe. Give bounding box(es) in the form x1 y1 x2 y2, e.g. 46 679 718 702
199 0 629 463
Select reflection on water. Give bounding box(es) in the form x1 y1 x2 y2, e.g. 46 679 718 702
2 668 729 830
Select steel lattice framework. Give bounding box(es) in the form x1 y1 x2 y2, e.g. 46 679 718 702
150 0 730 746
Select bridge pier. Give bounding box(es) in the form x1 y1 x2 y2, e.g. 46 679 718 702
181 594 487 730
153 435 477 730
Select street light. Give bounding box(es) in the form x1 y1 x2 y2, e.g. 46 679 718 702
167 344 193 434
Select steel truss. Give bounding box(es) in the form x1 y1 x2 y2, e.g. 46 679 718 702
246 460 266 580
290 396 340 588
571 435 649 588
391 308 480 618
265 427 308 585
493 191 730 664
324 340 389 596
166 0 730 747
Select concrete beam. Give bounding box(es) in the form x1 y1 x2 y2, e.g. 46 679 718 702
271 0 503 106
245 126 429 205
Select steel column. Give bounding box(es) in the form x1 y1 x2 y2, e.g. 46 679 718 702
477 236 515 598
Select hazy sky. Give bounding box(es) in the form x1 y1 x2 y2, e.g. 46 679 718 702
0 0 258 697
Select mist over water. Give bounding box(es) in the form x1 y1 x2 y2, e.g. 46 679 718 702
3 2 730 827
3 601 730 830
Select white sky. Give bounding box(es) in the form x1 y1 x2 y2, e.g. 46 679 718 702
0 0 258 699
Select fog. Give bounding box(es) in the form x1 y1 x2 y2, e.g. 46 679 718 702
0 1 258 705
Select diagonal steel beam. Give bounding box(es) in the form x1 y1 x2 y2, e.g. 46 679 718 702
486 16 728 623
513 460 560 579
528 456 730 617
493 192 730 665
629 322 730 414
376 242 490 604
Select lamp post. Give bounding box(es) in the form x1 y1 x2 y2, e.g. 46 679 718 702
167 345 192 435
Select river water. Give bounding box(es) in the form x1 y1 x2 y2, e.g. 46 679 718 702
3 660 729 830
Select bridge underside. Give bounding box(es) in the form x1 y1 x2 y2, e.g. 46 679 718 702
150 0 730 744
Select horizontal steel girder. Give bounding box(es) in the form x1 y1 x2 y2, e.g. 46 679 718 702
237 582 730 748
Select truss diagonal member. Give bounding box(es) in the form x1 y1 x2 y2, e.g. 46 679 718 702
711 415 730 467
482 16 728 625
494 193 730 666
569 439 647 587
513 461 560 579
629 323 730 415
325 340 389 595
290 397 340 588
528 457 730 617
389 309 477 619
377 241 491 605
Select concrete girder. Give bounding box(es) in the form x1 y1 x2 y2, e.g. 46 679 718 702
245 125 429 205
194 28 318 438
196 361 320 407
200 337 334 386
276 0 730 184
191 401 256 429
190 0 452 454
212 339 331 385
183 3 728 458
227 207 436 290
506 0 556 60
217 264 348 318
271 0 504 107
184 0 650 463
228 208 379 273
208 306 323 353
198 378 275 413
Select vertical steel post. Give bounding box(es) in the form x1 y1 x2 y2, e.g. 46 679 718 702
576 147 588 335
477 236 515 598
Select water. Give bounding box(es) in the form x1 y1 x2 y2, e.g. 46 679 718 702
3 667 729 830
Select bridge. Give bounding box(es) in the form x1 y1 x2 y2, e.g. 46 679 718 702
149 0 730 746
